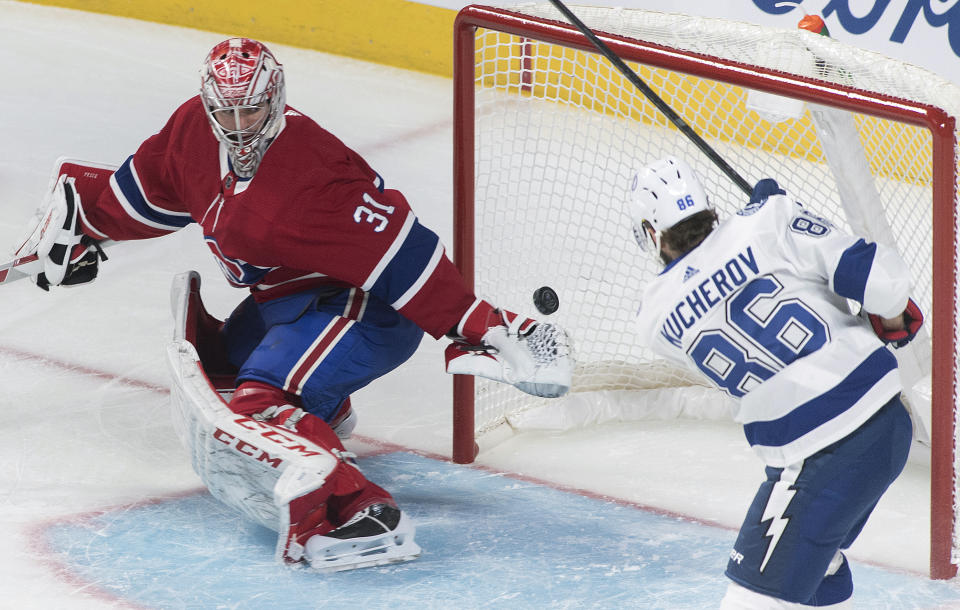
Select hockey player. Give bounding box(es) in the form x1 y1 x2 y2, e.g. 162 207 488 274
629 157 921 608
18 38 572 572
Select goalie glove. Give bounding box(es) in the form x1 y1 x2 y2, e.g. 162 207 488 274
15 174 107 290
868 298 923 349
445 300 573 398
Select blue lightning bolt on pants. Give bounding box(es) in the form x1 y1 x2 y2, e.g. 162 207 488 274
725 395 912 605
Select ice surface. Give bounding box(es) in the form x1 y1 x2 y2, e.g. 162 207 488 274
0 1 957 607
37 453 960 609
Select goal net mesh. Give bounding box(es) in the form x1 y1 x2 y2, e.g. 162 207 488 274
456 2 958 574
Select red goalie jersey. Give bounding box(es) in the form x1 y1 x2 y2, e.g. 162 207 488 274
71 96 475 338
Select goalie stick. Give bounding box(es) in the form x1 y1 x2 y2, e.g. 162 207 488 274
0 251 41 285
545 0 753 196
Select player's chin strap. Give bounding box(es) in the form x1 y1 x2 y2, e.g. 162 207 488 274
445 299 574 398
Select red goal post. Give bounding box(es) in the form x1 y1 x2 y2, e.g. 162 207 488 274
452 4 958 578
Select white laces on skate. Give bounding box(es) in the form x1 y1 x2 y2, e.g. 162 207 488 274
251 404 306 431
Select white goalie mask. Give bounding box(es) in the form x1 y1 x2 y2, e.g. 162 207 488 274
200 38 286 178
629 156 712 261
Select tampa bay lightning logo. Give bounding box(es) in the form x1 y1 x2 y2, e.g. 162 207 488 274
753 0 804 15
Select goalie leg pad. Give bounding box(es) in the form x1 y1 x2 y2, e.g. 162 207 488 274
226 379 397 563
168 272 407 570
232 382 356 439
277 451 379 563
169 342 398 567
168 358 338 542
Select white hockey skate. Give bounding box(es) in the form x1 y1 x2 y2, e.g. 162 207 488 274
304 503 421 572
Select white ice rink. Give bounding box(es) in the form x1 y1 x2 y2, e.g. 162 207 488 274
0 1 957 608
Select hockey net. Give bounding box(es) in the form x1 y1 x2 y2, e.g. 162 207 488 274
452 4 959 578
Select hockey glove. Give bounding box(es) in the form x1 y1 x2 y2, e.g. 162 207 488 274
18 175 107 290
37 238 107 290
445 299 573 398
868 298 923 348
749 178 786 205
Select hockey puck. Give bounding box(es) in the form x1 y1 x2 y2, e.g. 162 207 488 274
533 286 560 315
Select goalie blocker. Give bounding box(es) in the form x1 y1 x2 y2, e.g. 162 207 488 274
12 158 114 290
166 271 420 572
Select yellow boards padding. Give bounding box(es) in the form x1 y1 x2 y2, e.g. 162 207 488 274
18 1 931 184
16 0 458 76
474 34 928 185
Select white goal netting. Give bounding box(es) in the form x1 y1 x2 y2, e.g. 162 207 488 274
454 4 960 577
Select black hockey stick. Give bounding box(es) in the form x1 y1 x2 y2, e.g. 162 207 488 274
545 0 753 196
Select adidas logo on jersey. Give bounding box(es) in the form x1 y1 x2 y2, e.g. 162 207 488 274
682 266 700 281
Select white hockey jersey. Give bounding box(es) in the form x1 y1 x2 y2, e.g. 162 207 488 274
635 194 913 467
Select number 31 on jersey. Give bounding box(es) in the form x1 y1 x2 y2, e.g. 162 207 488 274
353 192 395 232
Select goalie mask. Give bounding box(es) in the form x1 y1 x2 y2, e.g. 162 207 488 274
201 38 286 178
629 156 712 262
